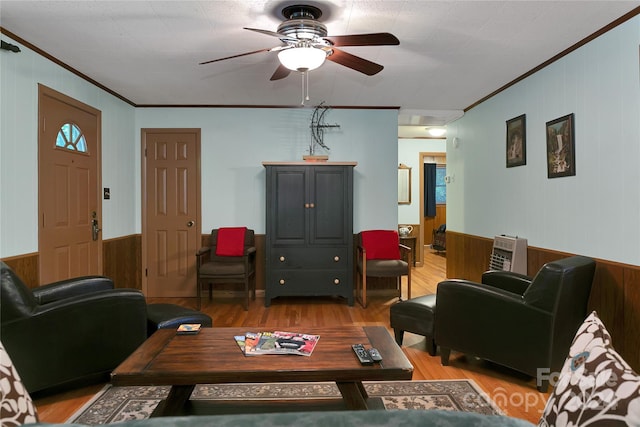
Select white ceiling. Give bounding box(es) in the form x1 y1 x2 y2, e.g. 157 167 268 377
1 1 638 128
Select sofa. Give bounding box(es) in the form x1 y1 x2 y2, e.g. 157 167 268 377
40 410 535 426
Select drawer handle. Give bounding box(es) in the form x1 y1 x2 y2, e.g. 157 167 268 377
334 256 340 262
279 256 285 262
334 278 340 285
279 279 285 285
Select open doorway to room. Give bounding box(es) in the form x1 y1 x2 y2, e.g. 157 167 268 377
420 152 446 264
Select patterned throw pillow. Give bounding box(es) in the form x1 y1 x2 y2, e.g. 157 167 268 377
0 341 38 426
538 311 640 426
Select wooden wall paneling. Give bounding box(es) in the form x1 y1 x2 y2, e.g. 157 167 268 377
1 253 39 288
2 234 144 290
623 266 640 372
465 237 493 282
526 249 570 276
589 263 625 348
445 231 466 279
423 205 446 245
102 235 142 290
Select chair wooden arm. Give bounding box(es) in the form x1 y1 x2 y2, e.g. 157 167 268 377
196 246 211 257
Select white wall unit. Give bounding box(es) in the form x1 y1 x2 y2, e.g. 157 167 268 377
489 235 528 275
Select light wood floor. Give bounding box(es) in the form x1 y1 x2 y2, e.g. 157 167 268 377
33 250 548 424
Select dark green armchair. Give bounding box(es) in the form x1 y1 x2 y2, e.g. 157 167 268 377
0 261 147 394
434 255 596 392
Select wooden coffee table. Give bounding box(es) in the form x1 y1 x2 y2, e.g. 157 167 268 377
111 326 413 417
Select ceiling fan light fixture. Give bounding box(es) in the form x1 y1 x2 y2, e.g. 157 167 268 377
278 47 327 72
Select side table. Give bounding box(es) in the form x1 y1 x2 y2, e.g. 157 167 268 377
399 236 417 267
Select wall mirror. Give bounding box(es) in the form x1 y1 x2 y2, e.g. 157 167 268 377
398 164 411 204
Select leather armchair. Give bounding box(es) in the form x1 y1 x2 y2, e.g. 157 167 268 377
0 261 147 394
434 255 596 392
196 228 256 310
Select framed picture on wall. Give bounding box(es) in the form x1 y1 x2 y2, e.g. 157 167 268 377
506 114 526 167
546 113 575 178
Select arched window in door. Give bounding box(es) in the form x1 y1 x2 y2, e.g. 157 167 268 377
55 123 87 152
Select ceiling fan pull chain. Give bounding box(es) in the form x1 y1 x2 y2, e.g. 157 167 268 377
300 71 311 105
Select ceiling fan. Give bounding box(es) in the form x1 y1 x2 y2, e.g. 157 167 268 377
199 4 400 81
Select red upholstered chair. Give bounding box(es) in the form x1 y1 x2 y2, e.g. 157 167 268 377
356 230 412 308
196 228 256 311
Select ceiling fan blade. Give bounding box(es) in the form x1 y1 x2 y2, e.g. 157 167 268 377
324 32 399 47
326 48 384 76
199 48 272 65
244 27 297 43
270 64 291 81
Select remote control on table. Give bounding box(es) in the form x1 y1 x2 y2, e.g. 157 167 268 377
352 344 374 365
368 348 382 362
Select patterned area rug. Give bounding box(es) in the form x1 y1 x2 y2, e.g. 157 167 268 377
67 380 502 425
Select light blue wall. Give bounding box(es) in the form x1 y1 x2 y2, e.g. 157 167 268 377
134 108 398 234
0 35 136 257
0 33 398 258
4 14 638 266
446 16 640 266
397 138 446 225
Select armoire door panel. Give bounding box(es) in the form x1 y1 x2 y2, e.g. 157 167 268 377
309 168 349 245
271 168 307 245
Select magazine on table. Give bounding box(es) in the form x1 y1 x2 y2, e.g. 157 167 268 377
243 331 261 356
234 335 248 354
238 331 320 356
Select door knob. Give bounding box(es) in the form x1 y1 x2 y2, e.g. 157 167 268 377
187 220 195 227
91 219 101 241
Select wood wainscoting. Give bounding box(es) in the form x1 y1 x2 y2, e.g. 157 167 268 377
1 235 142 290
103 235 142 290
1 253 39 288
3 233 264 294
445 230 640 374
423 205 447 246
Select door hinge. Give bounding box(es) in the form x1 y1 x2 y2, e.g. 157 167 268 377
145 268 148 277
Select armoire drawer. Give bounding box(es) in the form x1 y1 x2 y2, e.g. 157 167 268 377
266 269 350 294
268 247 349 269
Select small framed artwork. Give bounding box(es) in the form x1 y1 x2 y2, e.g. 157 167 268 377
506 114 526 167
546 113 575 178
